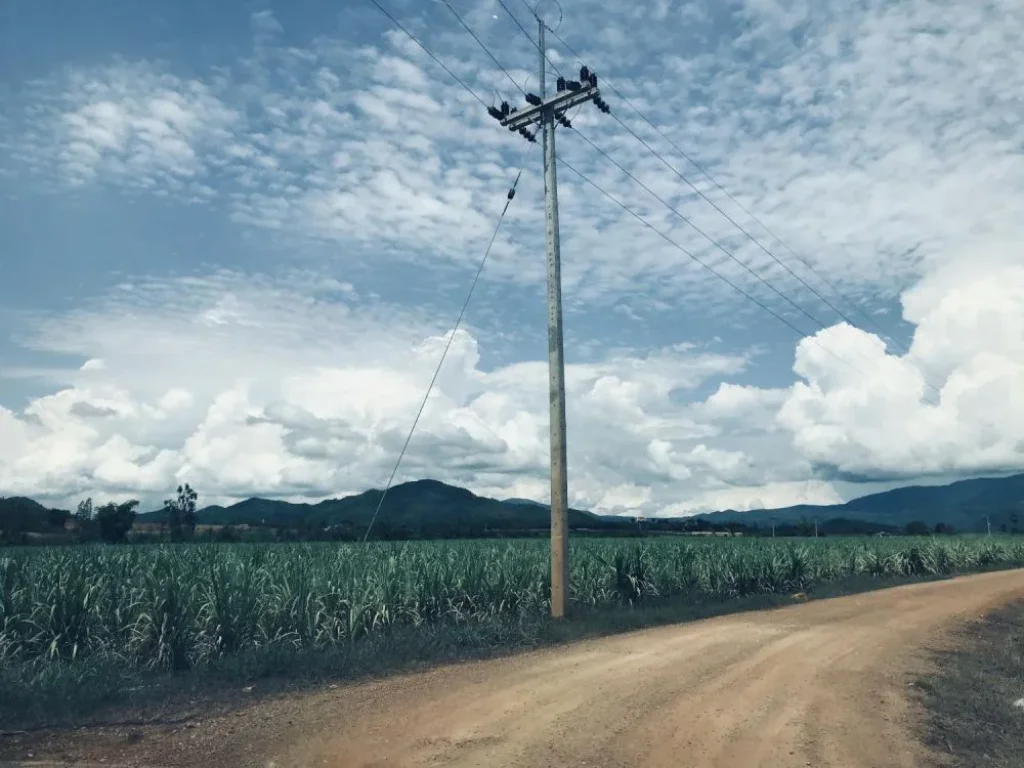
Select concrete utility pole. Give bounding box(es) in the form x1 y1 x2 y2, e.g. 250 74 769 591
489 17 608 619
539 19 570 622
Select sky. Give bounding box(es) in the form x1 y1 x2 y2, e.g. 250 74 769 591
1 0 1022 516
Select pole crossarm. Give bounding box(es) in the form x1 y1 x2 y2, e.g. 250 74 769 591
499 85 600 130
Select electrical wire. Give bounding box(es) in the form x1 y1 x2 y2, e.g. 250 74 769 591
366 0 935 459
488 5 847 330
496 0 543 53
391 0 905 389
568 131 943 394
498 0 913 353
361 0 539 540
571 126 833 334
543 24 910 352
362 146 533 542
487 8 937 391
492 3 863 335
518 0 563 31
556 156 898 388
365 0 488 108
439 0 527 95
602 110 861 327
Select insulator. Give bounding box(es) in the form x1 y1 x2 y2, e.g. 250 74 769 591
525 93 542 106
589 72 598 88
487 106 503 121
500 101 511 116
580 65 590 82
526 131 537 143
556 76 566 92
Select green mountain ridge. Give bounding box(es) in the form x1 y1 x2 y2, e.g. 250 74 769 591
140 479 601 536
694 472 1024 531
4 472 1024 539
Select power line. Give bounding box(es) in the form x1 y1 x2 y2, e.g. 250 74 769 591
601 110 861 327
442 2 913 391
496 0 544 56
363 149 532 542
439 0 526 96
556 156 907 390
361 0 538 541
499 2 898 347
365 0 488 108
371 0 931 398
489 11 938 391
571 126 831 334
487 6 840 331
567 132 945 394
572 122 943 395
543 24 910 352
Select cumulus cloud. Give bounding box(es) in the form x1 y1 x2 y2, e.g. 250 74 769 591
776 260 1024 481
0 272 752 511
3 0 1024 515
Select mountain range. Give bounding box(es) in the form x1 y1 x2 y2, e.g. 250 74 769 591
3 472 1024 539
139 479 603 536
693 472 1024 531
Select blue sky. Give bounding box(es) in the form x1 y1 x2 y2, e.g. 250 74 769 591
1 0 1022 514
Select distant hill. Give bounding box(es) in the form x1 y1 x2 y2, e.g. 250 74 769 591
696 473 1024 532
141 479 602 537
502 498 548 508
0 497 71 536
7 472 1024 541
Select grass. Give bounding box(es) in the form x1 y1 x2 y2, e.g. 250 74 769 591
916 599 1024 766
2 535 1023 730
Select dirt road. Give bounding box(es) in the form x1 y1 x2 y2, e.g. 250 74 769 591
5 570 1024 768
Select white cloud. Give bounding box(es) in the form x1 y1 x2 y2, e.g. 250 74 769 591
776 260 1024 480
3 0 1024 515
0 272 753 511
251 10 284 35
50 63 238 189
5 0 1020 324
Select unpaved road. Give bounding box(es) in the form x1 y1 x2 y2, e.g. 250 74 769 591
5 570 1024 768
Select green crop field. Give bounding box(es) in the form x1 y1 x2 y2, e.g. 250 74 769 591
3 536 1023 677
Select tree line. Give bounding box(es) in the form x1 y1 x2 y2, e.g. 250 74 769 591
0 484 198 545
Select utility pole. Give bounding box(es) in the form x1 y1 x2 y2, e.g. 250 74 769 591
539 18 570 621
487 18 610 619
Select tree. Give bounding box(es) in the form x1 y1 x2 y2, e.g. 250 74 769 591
76 498 94 521
904 520 931 536
47 507 71 530
95 500 139 543
934 522 956 535
164 484 198 541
